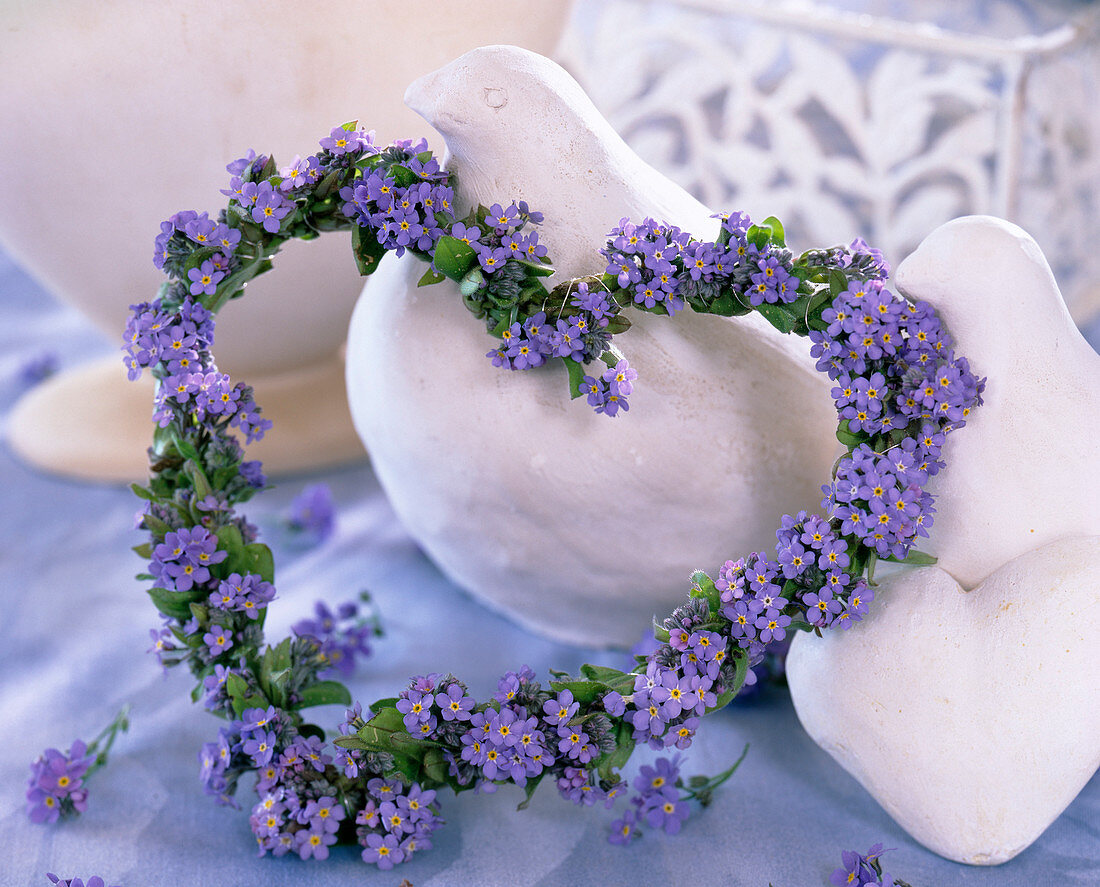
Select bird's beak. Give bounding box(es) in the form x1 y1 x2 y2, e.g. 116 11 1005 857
405 67 442 127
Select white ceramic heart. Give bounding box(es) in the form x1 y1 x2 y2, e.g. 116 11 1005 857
345 46 840 646
787 216 1100 864
787 537 1100 864
891 216 1100 588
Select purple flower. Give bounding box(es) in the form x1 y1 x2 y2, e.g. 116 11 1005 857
186 259 224 296
602 359 638 396
286 483 335 544
603 690 626 717
542 689 579 727
754 608 792 644
486 202 518 230
634 756 680 799
361 832 404 869
251 183 292 233
801 588 843 627
320 125 371 156
608 807 640 845
295 826 337 860
242 730 277 766
597 389 630 417
475 244 510 274
46 877 119 887
397 690 433 733
435 683 475 722
641 792 690 834
450 221 482 247
830 843 894 886
203 627 234 656
27 740 93 824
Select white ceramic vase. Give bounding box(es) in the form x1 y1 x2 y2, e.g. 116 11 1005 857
0 0 571 481
786 216 1100 865
345 46 841 647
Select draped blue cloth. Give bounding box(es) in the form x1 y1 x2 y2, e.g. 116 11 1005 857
1 248 1097 885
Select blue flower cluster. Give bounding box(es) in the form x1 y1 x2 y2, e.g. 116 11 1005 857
486 279 622 376
609 755 691 844
394 669 623 807
199 702 442 866
26 741 91 824
148 525 224 589
601 211 798 315
452 201 549 276
813 281 982 433
719 519 872 643
609 628 724 751
123 295 271 444
830 842 897 886
292 599 378 679
46 876 119 887
99 123 990 871
355 778 442 869
813 280 982 559
340 137 454 257
618 276 983 726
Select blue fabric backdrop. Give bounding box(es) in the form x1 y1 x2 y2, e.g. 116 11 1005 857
1 247 1098 886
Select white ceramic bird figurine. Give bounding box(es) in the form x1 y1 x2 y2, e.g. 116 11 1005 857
786 216 1100 864
345 45 840 646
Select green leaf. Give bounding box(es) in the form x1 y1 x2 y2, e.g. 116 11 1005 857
139 512 172 538
760 215 786 247
703 291 751 317
351 224 386 276
296 680 353 709
357 705 414 750
829 269 849 298
579 664 625 683
432 235 478 282
333 734 371 752
578 664 637 697
225 672 250 718
132 542 153 559
312 168 344 201
604 314 632 335
242 542 275 584
885 549 938 566
689 571 722 613
564 357 587 400
746 224 769 250
548 680 606 707
129 483 157 502
596 721 636 783
756 302 797 334
652 617 671 643
418 267 445 287
181 245 219 274
170 432 201 463
835 420 864 448
184 459 213 500
421 746 452 788
389 164 419 187
257 154 277 180
516 772 546 810
216 524 246 567
513 258 555 278
147 586 206 621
